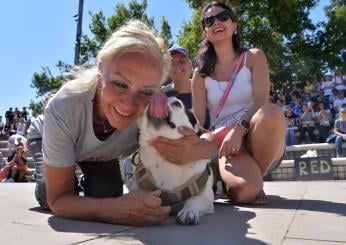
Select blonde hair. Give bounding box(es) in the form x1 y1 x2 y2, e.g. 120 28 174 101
66 20 170 92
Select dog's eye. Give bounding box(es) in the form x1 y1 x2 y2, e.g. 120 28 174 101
171 101 182 107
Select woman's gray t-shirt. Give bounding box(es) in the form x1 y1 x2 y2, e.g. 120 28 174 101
43 85 138 168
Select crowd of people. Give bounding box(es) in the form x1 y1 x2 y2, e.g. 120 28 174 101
0 106 31 182
270 71 346 148
0 107 30 137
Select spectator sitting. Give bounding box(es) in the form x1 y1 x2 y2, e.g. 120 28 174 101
0 116 4 135
285 105 299 146
302 92 312 105
329 88 339 111
15 137 24 148
0 152 5 169
1 146 28 182
276 99 286 112
304 79 314 94
333 90 346 115
316 102 332 143
16 118 26 136
299 102 316 144
291 95 303 117
321 74 335 99
334 108 346 158
334 70 346 91
7 134 27 153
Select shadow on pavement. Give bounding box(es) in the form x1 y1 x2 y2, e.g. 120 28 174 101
239 195 346 216
45 203 267 245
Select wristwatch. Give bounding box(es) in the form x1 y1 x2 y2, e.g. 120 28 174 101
237 119 250 134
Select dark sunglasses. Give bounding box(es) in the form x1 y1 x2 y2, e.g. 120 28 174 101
202 10 233 28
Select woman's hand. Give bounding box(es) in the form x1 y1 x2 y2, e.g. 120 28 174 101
118 190 171 226
219 127 245 159
151 126 216 165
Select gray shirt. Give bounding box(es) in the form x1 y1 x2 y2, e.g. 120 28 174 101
335 119 346 134
43 84 138 168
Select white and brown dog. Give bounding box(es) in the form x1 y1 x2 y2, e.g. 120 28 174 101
127 94 214 225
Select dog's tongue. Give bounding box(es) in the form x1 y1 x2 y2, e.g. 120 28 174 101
149 92 168 118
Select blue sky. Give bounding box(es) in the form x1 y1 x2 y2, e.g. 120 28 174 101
0 0 329 118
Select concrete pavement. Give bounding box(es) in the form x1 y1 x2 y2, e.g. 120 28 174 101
0 181 345 245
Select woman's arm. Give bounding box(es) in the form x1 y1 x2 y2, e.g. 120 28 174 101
45 164 170 225
191 72 207 127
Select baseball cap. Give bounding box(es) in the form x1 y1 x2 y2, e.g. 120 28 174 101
168 46 191 59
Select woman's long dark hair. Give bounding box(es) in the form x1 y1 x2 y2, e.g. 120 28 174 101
196 1 244 77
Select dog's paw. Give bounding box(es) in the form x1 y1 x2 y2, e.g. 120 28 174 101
176 208 200 225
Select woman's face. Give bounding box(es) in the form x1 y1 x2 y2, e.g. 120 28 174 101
202 6 236 43
99 52 162 129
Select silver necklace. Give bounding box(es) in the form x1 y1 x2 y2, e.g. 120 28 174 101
101 117 110 133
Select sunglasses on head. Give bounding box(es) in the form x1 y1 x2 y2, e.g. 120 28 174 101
202 10 233 28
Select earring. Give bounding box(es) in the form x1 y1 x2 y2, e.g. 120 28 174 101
234 31 237 35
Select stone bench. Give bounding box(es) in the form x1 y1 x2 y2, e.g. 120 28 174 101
284 143 346 160
266 157 346 181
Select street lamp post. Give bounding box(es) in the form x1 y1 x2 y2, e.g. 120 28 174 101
74 0 84 65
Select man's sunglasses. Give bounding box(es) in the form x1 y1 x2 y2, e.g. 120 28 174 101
201 10 233 28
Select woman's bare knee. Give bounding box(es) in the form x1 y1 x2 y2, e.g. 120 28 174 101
252 104 285 130
229 181 262 204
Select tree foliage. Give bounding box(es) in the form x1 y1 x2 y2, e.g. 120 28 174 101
160 16 173 48
29 0 171 117
29 0 345 116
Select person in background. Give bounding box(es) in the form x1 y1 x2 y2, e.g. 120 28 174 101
299 102 316 144
2 146 28 182
164 46 210 129
284 105 299 146
16 118 26 136
304 79 314 95
334 70 345 91
0 116 4 135
191 1 286 204
334 108 346 158
333 89 346 115
21 107 29 121
316 101 332 143
321 74 335 100
0 152 5 169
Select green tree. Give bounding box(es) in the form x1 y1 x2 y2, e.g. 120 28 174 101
160 16 173 48
29 0 160 117
181 0 320 84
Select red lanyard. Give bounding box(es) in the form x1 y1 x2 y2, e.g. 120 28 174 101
214 52 246 119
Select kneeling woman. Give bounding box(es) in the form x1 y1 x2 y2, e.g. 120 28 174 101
191 2 286 203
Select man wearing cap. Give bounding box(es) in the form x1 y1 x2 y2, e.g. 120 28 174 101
334 108 346 157
164 46 210 129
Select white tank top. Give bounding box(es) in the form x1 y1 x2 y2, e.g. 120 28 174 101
205 52 253 128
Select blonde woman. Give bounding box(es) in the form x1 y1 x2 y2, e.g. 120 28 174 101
43 21 217 225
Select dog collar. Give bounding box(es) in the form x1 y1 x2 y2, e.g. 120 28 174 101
132 151 211 207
